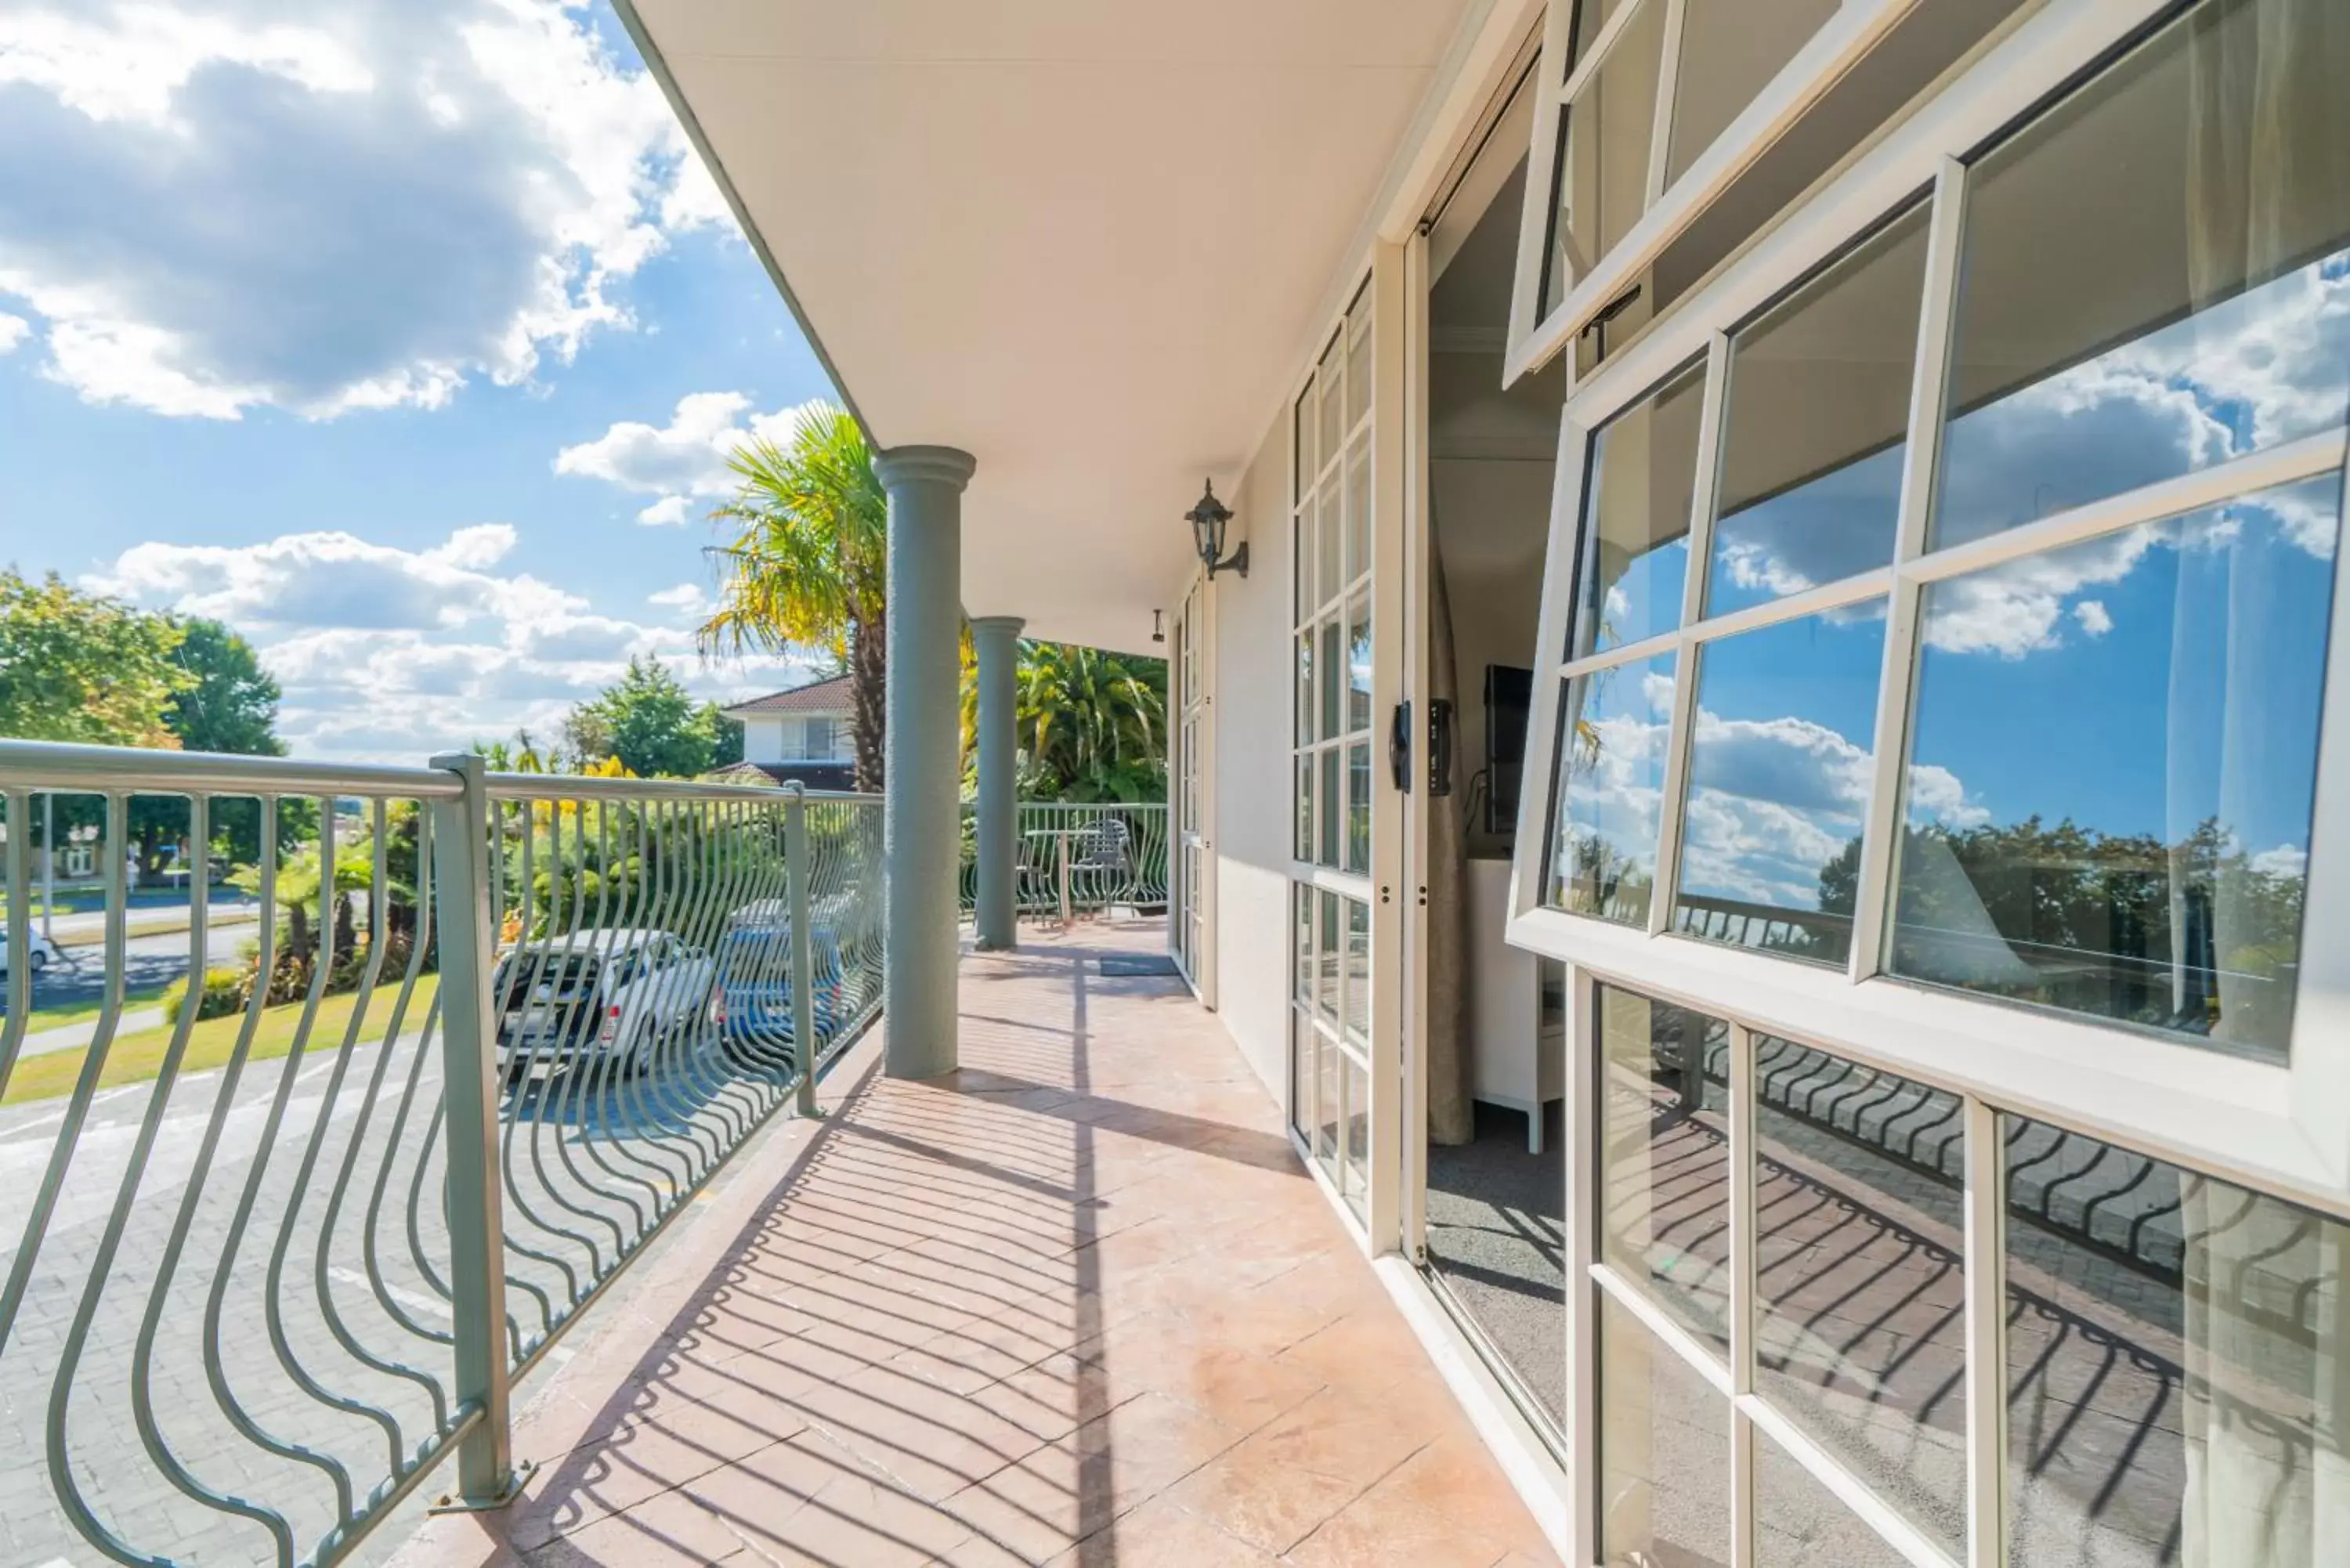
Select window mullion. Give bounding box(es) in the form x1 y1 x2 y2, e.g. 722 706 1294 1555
1559 0 1652 107
1961 1095 2007 1568
1849 156 1967 985
1727 1019 1758 1568
1647 331 1730 938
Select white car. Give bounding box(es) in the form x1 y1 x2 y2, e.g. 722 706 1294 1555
0 929 66 979
492 928 718 1075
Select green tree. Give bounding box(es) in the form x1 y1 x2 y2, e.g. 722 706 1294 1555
0 569 188 746
964 641 1168 804
132 618 286 878
568 656 725 779
698 403 888 790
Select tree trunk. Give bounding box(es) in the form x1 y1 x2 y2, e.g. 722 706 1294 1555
851 613 887 793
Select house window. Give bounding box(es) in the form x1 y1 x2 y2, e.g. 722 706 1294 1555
800 717 837 760
1509 2 2350 1563
1538 0 2348 1059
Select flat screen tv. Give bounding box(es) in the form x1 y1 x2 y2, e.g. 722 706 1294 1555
1484 664 1533 836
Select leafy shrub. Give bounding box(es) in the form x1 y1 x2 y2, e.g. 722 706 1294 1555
167 966 251 1024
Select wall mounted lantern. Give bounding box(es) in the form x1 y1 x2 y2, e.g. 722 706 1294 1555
1187 479 1248 580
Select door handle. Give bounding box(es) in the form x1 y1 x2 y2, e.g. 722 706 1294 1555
1389 700 1412 793
1429 698 1455 797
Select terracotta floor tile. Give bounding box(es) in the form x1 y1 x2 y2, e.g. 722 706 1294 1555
391 924 1554 1568
1284 1477 1513 1568
1161 1451 1367 1557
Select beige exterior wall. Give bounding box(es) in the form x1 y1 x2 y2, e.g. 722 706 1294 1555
1205 405 1297 1104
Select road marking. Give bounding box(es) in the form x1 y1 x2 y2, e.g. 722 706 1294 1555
5 1107 70 1139
327 1266 453 1320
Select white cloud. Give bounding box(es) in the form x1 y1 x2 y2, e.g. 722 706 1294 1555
555 390 820 518
649 581 709 616
2072 599 2112 637
2250 844 2309 882
0 0 736 419
87 525 822 762
0 311 27 353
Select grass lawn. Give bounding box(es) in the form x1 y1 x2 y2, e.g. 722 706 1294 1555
2 974 442 1106
14 984 172 1033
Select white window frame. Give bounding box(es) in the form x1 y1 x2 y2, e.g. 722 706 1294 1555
1504 0 2350 1219
1172 567 1218 1006
1506 0 1994 388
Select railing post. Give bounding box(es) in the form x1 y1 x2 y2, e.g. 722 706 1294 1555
427 751 519 1506
783 783 822 1118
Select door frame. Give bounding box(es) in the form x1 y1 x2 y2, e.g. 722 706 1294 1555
1170 568 1217 1005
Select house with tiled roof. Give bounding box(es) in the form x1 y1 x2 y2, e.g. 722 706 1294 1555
707 673 856 789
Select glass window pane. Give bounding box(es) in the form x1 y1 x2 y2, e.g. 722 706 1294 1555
1295 502 1314 623
1347 594 1372 734
2004 1115 2350 1568
1315 1023 1340 1165
1575 359 1705 657
1708 203 1929 616
1292 1009 1313 1140
1294 390 1314 503
1293 883 1313 1003
1933 0 2350 550
1665 0 1841 188
1345 444 1372 587
1318 482 1343 609
1891 475 2337 1061
1317 888 1340 1020
1319 746 1342 868
1318 618 1343 743
1344 897 1369 1046
1756 1433 1912 1568
1754 1038 1968 1555
1346 302 1372 431
1598 983 1730 1357
1318 336 1344 479
1673 605 1887 967
1346 740 1370 876
1296 629 1314 744
1598 1289 1732 1568
1550 652 1676 923
1296 753 1312 862
1548 0 1667 317
1342 1053 1370 1221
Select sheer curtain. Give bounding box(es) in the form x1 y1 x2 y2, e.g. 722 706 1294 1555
2178 5 2350 1556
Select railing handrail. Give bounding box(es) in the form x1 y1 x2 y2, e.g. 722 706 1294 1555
484 772 884 805
0 738 463 798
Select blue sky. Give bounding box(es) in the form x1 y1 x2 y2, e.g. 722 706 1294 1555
0 0 837 761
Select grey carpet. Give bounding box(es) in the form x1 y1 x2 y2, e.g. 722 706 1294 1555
1424 1098 1567 1428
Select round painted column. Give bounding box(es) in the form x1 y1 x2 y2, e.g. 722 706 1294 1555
877 444 977 1079
970 615 1025 952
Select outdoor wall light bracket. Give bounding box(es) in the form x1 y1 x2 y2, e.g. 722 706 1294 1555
1187 479 1249 580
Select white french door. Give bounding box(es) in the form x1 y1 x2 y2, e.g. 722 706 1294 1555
1171 573 1210 991
1288 252 1408 1246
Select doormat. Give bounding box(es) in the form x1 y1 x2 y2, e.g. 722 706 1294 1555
1097 954 1182 977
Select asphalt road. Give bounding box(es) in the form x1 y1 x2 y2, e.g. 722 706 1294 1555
0 1015 787 1568
2 922 257 1021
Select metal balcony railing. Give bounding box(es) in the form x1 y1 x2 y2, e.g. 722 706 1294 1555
0 741 883 1568
956 801 1168 922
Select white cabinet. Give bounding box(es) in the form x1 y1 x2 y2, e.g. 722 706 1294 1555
1466 858 1564 1151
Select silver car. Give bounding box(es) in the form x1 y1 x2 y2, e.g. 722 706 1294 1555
492 928 717 1075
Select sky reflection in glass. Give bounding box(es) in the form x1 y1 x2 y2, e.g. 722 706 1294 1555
1552 652 1677 923
1893 475 2341 1060
1934 0 2350 548
1576 361 1705 656
1675 607 1887 966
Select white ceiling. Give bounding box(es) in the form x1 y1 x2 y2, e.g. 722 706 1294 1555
624 0 1482 654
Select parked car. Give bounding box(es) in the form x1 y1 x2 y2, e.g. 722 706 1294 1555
493 928 716 1075
0 928 67 979
710 922 846 1071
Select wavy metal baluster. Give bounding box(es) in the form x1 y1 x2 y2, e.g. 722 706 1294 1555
201 797 364 1529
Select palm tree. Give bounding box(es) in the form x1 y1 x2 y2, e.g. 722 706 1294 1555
698 403 889 790
995 641 1168 803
